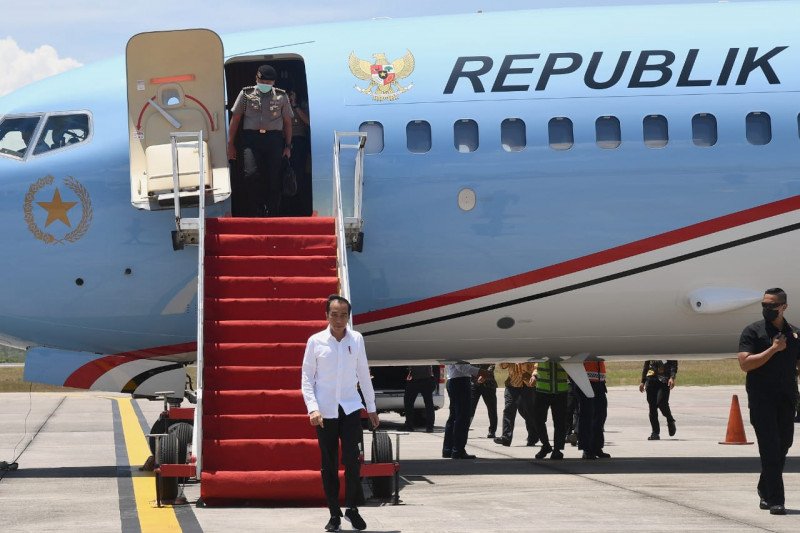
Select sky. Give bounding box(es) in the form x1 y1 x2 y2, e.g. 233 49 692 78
0 0 775 97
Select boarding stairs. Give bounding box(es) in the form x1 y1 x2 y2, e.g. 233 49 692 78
164 131 369 504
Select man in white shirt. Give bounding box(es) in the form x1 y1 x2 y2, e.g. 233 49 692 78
301 295 379 532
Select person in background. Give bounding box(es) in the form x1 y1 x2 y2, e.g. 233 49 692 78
531 361 570 460
403 365 436 433
282 87 312 216
639 360 678 440
470 364 498 438
577 360 610 459
227 64 292 217
494 362 537 447
443 363 490 459
737 287 799 516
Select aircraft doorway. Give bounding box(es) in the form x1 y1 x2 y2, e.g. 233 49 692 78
225 57 312 218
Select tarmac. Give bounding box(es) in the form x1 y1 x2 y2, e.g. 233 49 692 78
0 385 797 533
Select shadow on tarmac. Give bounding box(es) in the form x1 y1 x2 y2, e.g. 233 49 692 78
2 465 118 478
398 456 800 476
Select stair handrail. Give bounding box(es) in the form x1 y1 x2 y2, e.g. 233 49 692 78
333 131 359 324
169 130 207 479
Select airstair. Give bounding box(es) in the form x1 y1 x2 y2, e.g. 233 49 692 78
189 131 367 504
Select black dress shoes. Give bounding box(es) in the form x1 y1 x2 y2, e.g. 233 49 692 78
595 450 611 459
667 419 677 437
324 514 341 532
487 432 496 438
769 504 786 515
345 508 367 530
451 450 477 459
582 451 597 460
535 446 553 459
442 449 452 458
550 450 564 460
494 437 511 447
759 498 769 510
648 433 660 440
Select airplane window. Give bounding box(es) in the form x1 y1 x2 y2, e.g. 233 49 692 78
692 113 717 147
406 120 431 153
454 119 478 153
643 115 669 148
548 117 573 150
596 116 621 149
501 118 526 152
746 112 771 146
33 114 90 155
161 88 182 107
359 121 384 154
0 116 41 159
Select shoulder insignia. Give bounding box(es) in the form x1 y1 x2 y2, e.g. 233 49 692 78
349 50 414 101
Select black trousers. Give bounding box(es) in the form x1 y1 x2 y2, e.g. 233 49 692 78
577 381 608 454
282 135 311 216
533 392 568 451
646 380 674 434
241 130 283 217
315 406 363 512
748 388 795 506
443 377 472 454
404 378 435 429
470 383 498 434
500 386 537 443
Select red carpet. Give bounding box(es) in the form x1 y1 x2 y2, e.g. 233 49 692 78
201 217 345 505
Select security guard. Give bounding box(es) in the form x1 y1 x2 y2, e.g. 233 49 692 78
737 287 799 516
227 65 292 217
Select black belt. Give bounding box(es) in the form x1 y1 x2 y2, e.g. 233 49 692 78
244 129 281 134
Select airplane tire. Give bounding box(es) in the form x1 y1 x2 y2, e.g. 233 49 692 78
369 431 393 499
148 418 174 455
168 422 193 465
156 433 180 502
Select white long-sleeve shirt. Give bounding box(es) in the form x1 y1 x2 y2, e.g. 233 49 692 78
301 327 377 418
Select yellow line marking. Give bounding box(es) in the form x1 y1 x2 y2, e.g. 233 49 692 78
116 398 183 533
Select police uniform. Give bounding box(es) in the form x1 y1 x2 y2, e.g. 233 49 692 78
230 80 292 217
739 319 799 508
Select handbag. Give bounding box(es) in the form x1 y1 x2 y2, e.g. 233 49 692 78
281 155 297 197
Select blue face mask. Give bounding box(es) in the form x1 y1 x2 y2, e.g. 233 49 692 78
256 83 273 93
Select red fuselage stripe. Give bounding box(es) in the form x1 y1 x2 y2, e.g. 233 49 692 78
63 342 196 389
354 195 800 325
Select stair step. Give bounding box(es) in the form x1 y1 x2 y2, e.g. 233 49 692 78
206 235 336 256
203 414 315 439
204 343 305 366
205 277 339 299
206 217 335 236
205 256 337 277
205 298 327 321
203 389 307 415
205 320 327 343
201 469 341 503
202 439 321 471
204 366 301 391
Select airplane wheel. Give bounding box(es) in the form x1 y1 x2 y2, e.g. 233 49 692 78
156 433 180 502
369 431 393 499
148 418 174 455
168 422 193 483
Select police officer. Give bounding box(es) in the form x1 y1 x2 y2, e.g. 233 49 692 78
227 65 292 217
737 287 799 516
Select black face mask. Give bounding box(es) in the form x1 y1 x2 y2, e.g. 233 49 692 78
763 308 780 322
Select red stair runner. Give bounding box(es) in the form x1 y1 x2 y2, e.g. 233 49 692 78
200 217 343 505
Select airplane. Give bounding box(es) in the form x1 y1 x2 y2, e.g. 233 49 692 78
0 0 797 403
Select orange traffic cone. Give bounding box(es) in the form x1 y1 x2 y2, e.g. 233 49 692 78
719 394 753 445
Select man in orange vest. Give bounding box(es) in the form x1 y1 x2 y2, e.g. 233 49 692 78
577 360 610 459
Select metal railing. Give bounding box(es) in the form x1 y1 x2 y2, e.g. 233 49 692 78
333 131 367 251
168 131 207 479
332 132 353 324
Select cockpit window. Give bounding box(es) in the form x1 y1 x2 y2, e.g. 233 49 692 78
33 113 91 155
0 116 41 159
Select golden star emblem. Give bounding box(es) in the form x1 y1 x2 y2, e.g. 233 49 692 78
36 188 78 228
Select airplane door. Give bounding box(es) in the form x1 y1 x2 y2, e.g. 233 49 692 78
126 29 230 210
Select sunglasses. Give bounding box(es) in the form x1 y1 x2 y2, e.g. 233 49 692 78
761 302 785 310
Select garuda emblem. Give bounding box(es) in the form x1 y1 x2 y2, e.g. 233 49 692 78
24 175 93 245
348 50 415 101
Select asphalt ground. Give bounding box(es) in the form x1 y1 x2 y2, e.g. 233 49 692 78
0 386 797 532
